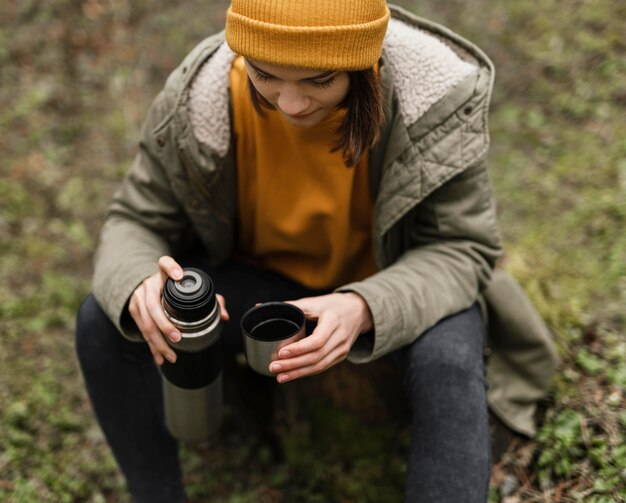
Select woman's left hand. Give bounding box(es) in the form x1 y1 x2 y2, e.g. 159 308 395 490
268 292 373 383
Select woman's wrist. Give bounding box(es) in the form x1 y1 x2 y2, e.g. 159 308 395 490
343 292 374 334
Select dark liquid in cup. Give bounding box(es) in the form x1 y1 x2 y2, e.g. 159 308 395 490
250 318 300 341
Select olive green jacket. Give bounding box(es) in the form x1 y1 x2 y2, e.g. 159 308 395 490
93 6 558 436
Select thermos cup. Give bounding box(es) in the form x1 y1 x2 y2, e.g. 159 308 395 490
241 302 306 376
160 267 223 443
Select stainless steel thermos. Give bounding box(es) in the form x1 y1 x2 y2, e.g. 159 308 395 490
160 268 223 443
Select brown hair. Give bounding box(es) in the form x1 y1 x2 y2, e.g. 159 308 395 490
247 67 385 167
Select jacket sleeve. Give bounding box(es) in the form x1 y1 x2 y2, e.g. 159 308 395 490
337 158 503 363
92 87 189 341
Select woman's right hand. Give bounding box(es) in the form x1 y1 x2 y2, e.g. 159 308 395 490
128 256 229 365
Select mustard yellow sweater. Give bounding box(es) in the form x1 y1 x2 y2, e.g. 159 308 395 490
230 56 377 289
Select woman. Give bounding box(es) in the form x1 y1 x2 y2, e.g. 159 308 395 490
76 1 557 501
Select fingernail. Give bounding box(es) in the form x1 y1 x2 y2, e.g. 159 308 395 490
277 374 290 383
279 350 291 358
173 269 183 280
166 353 176 363
170 331 181 342
270 363 282 373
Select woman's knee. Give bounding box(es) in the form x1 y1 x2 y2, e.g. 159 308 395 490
405 305 485 382
76 294 153 371
75 294 115 363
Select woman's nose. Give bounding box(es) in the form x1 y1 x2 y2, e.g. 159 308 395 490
277 86 310 116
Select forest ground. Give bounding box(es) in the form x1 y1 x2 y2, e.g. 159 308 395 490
1 0 625 501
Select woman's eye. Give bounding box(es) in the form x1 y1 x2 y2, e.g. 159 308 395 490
253 70 335 89
310 77 335 89
254 71 274 83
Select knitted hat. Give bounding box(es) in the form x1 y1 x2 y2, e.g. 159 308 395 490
225 0 390 70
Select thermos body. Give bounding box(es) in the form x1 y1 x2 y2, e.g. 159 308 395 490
160 268 223 443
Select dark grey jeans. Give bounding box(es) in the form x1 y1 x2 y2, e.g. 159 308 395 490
75 261 490 502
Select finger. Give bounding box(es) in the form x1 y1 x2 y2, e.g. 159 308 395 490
284 298 320 320
270 326 345 374
158 256 184 284
135 297 176 364
145 284 181 344
129 281 170 365
145 338 164 366
216 294 230 321
275 345 347 383
277 310 339 358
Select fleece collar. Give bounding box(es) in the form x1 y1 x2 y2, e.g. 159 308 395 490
188 16 478 157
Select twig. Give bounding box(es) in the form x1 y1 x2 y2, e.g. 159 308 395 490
579 416 591 448
554 481 564 502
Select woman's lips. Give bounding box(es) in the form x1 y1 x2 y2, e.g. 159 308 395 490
287 110 315 119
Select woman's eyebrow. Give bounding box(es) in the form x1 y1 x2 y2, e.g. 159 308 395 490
246 60 335 81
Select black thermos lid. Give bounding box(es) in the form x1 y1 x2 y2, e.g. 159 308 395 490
162 268 216 322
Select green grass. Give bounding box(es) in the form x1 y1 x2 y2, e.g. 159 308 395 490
1 0 624 501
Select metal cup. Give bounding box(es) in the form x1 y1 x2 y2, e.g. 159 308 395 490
241 302 305 376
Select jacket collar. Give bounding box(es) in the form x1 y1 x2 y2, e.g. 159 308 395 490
178 6 494 262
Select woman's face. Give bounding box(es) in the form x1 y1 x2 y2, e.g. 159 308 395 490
245 59 350 127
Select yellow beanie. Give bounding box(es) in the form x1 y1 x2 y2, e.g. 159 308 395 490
225 0 390 71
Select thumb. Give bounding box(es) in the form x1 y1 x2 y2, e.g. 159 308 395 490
285 297 320 320
216 294 230 321
158 256 184 285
